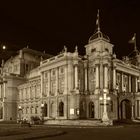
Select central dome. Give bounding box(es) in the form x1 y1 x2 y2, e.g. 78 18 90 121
88 31 110 43
88 10 110 44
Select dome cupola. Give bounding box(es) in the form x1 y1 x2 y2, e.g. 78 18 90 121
88 9 110 43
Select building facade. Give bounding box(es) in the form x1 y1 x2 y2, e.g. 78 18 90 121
0 48 50 121
0 13 140 123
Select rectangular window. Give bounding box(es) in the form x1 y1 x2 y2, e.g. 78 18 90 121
51 81 56 95
116 73 121 92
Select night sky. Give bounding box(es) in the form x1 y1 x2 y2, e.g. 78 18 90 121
0 0 140 60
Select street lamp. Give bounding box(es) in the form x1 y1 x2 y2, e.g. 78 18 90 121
18 105 22 122
2 45 6 50
99 89 112 125
41 103 44 121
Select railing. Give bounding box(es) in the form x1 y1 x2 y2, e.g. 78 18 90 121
117 92 135 99
41 52 75 65
42 53 65 64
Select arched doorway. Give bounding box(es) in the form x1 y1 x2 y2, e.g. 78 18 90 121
121 99 132 120
80 101 86 119
59 101 64 116
44 103 47 117
89 102 94 118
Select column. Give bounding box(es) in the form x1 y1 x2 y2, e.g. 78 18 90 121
56 68 59 95
136 77 138 92
48 70 51 95
135 101 137 118
64 65 68 94
0 85 1 98
40 72 43 98
104 65 108 89
3 82 6 98
102 93 110 122
131 105 134 120
68 62 73 91
84 66 88 91
95 65 99 88
28 85 30 100
48 99 50 118
32 86 35 99
121 73 124 92
75 64 78 89
129 75 131 92
113 67 116 90
138 100 140 118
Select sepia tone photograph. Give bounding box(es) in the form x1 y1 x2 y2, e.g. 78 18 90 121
0 0 140 139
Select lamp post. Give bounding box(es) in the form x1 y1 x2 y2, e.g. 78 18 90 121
41 103 44 121
18 105 22 122
99 89 111 125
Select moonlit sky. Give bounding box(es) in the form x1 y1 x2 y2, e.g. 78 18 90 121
0 0 140 60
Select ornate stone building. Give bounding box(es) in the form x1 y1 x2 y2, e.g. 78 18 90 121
0 12 140 124
0 48 50 121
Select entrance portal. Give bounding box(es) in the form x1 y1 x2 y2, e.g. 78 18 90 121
120 99 132 120
89 102 94 118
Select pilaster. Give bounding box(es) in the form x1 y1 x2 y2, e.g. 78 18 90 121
113 66 116 90
104 64 108 89
95 64 99 94
64 65 68 94
56 67 59 95
48 70 51 95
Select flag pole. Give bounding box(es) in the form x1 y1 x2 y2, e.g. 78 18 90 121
134 33 137 51
96 9 100 33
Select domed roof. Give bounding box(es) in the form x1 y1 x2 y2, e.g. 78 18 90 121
88 31 110 44
88 9 110 44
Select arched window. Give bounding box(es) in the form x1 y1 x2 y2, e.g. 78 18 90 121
26 107 28 114
35 106 38 114
30 106 33 114
59 102 64 116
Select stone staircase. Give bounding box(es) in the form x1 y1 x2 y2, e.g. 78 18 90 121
44 119 106 126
